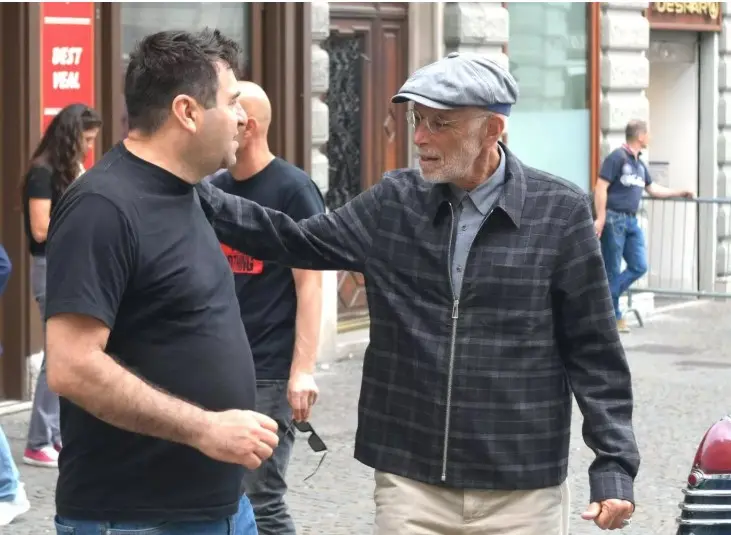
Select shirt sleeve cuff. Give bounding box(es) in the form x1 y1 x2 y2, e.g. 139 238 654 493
589 471 635 505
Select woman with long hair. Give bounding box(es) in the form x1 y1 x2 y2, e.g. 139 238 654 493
20 103 102 468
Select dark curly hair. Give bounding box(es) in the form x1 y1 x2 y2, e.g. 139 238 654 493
24 103 102 196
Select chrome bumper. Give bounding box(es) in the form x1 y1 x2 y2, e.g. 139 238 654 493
677 489 731 534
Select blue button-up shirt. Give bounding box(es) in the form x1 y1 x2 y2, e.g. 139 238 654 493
448 146 506 297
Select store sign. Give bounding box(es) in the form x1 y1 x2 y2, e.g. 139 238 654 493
647 2 722 32
40 2 96 169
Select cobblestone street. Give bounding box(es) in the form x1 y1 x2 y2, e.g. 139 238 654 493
2 300 731 534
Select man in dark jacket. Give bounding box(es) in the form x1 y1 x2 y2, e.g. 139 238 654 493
195 52 639 534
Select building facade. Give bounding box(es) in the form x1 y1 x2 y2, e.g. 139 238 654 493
0 1 442 400
317 2 731 351
599 1 724 315
0 2 728 400
0 2 314 400
442 1 729 317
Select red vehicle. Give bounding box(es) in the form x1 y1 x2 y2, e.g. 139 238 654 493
676 416 731 534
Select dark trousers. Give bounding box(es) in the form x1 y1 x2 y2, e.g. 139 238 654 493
242 380 296 535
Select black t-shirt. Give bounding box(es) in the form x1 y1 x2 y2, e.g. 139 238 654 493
599 146 652 214
210 158 325 380
44 143 256 522
22 164 62 257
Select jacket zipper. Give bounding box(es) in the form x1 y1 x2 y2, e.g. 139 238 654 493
440 205 494 483
441 202 458 481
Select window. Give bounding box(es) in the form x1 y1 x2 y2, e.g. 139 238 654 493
119 2 250 137
506 2 590 191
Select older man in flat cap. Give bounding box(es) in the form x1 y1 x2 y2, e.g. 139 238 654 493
195 53 639 534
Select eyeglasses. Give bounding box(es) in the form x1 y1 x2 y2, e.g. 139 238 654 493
284 420 327 482
406 109 491 135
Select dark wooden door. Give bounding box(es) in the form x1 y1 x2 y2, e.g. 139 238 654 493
324 3 408 326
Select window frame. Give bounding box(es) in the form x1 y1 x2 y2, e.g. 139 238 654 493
502 2 600 191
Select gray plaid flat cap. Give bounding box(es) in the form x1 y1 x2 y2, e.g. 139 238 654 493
391 52 518 116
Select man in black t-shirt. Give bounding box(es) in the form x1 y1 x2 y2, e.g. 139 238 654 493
208 81 325 535
44 30 279 535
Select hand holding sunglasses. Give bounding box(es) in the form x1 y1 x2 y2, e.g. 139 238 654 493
287 372 319 422
285 420 328 481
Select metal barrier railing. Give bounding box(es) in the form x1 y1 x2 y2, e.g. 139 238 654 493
623 196 731 327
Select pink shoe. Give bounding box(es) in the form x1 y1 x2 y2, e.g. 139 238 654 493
53 442 62 453
22 446 58 468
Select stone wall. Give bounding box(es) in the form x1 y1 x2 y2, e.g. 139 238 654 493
717 5 731 282
311 1 330 195
599 2 650 160
600 2 651 301
443 2 508 68
310 1 339 362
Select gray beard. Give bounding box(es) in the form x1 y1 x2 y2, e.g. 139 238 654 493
417 166 452 184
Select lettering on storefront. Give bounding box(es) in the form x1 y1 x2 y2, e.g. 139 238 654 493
647 2 722 31
40 3 96 168
52 47 84 89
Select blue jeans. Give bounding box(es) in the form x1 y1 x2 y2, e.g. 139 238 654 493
600 210 648 319
54 495 257 534
27 256 62 451
242 380 296 535
0 248 18 503
0 425 20 502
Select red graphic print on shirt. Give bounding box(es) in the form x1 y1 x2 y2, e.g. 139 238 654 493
220 244 264 275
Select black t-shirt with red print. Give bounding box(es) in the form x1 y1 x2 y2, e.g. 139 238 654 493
210 158 325 380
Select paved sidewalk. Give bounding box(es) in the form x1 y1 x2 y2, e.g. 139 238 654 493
2 299 730 534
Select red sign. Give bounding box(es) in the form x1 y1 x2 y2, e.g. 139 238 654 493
40 2 96 170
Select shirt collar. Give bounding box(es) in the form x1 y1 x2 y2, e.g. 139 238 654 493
622 144 642 160
426 142 524 228
448 145 507 216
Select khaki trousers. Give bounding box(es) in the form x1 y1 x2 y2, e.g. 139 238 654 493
373 471 570 535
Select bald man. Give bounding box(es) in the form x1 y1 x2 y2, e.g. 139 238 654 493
205 82 326 535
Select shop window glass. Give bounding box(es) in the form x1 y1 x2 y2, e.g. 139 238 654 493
120 2 250 137
507 2 590 191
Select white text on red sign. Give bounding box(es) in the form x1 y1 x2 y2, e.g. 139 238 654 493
51 46 83 90
52 46 83 66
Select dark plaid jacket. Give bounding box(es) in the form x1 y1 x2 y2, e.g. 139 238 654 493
196 143 640 504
